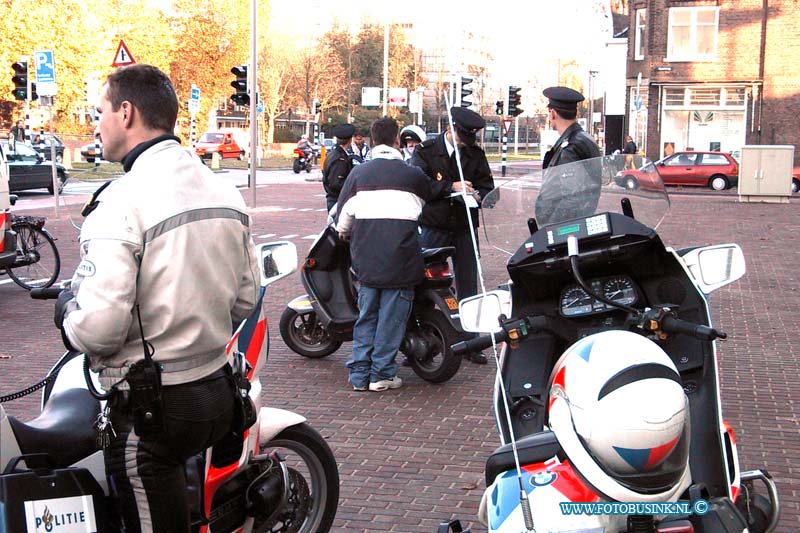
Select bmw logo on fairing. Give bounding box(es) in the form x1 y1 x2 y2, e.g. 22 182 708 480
530 471 557 487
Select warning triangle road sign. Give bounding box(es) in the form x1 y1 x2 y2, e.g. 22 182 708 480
112 40 136 67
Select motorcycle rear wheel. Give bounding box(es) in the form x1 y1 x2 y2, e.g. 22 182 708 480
255 423 339 533
406 307 463 383
279 307 341 358
293 159 302 174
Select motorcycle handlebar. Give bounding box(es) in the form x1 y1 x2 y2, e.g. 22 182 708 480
660 315 726 341
30 287 64 300
451 330 509 356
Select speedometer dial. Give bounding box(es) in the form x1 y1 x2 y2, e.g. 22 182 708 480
602 276 637 306
560 287 593 316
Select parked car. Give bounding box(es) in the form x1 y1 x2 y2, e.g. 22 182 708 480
81 137 103 163
792 166 800 194
0 140 68 194
194 131 244 160
31 134 65 163
0 143 15 269
616 151 739 191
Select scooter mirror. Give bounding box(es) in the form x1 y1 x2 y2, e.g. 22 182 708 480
258 241 298 285
458 290 511 333
682 244 746 294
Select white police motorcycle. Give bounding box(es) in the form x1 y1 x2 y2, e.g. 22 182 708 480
452 156 779 532
0 241 339 533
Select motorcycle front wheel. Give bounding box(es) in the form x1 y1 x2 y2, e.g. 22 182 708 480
279 307 342 358
406 307 463 383
254 423 339 533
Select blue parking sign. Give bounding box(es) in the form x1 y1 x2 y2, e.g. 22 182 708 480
191 86 200 101
34 50 57 96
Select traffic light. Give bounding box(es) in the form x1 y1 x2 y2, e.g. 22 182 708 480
507 86 523 117
495 100 504 116
230 65 249 106
30 83 38 102
460 76 473 108
11 61 28 101
312 98 320 115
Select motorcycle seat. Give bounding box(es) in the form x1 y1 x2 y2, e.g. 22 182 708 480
421 246 455 261
8 388 101 469
485 430 562 485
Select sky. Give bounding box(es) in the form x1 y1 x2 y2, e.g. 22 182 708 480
270 0 616 73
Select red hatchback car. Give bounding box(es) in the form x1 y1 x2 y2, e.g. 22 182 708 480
617 151 739 191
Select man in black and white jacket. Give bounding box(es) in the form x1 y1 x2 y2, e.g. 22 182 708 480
336 116 431 392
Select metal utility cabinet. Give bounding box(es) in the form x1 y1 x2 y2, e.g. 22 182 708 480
738 145 794 203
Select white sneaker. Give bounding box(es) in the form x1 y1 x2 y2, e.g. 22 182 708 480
369 376 403 392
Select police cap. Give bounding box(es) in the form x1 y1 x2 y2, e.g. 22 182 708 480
543 86 585 112
450 107 486 132
332 123 356 139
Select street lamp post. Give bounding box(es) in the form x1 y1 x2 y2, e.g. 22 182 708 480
588 70 598 138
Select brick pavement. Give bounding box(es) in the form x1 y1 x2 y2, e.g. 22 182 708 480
0 183 797 532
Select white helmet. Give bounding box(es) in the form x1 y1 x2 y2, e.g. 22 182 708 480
400 125 426 147
548 330 690 502
301 134 308 140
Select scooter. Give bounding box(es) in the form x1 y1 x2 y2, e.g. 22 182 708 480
293 148 313 174
280 224 466 383
451 156 779 532
0 241 340 533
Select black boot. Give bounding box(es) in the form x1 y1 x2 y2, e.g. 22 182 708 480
464 351 488 365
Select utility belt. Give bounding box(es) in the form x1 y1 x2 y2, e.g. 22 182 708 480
108 365 229 413
101 350 222 381
107 358 255 438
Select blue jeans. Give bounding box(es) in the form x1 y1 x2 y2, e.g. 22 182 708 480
347 285 414 387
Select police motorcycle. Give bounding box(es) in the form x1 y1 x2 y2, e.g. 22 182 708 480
450 156 779 532
0 241 340 533
279 221 467 383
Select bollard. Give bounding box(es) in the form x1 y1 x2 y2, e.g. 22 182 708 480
211 151 221 170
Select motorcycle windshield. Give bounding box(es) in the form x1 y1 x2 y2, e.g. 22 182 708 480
480 155 670 256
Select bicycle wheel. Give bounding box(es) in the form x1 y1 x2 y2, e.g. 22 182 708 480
7 224 61 290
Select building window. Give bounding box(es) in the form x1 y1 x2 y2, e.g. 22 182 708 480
634 9 646 60
724 87 745 106
667 6 719 61
690 88 720 106
665 88 686 107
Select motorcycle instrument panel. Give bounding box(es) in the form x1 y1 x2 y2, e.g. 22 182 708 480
559 275 638 317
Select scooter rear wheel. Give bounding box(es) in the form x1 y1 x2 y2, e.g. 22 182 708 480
406 307 463 383
279 307 342 358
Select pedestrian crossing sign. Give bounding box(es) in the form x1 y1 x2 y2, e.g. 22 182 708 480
112 40 136 67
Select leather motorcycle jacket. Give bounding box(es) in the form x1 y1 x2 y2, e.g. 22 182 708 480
63 139 260 388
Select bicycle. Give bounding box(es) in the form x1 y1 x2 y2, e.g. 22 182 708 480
2 215 60 290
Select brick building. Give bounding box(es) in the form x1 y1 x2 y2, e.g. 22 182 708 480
626 1 800 163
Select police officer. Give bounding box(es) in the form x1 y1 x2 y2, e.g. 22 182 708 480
410 107 494 364
536 86 603 225
56 64 259 532
323 123 357 212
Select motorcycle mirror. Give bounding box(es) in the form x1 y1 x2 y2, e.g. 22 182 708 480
681 243 746 294
458 290 511 333
258 241 298 286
